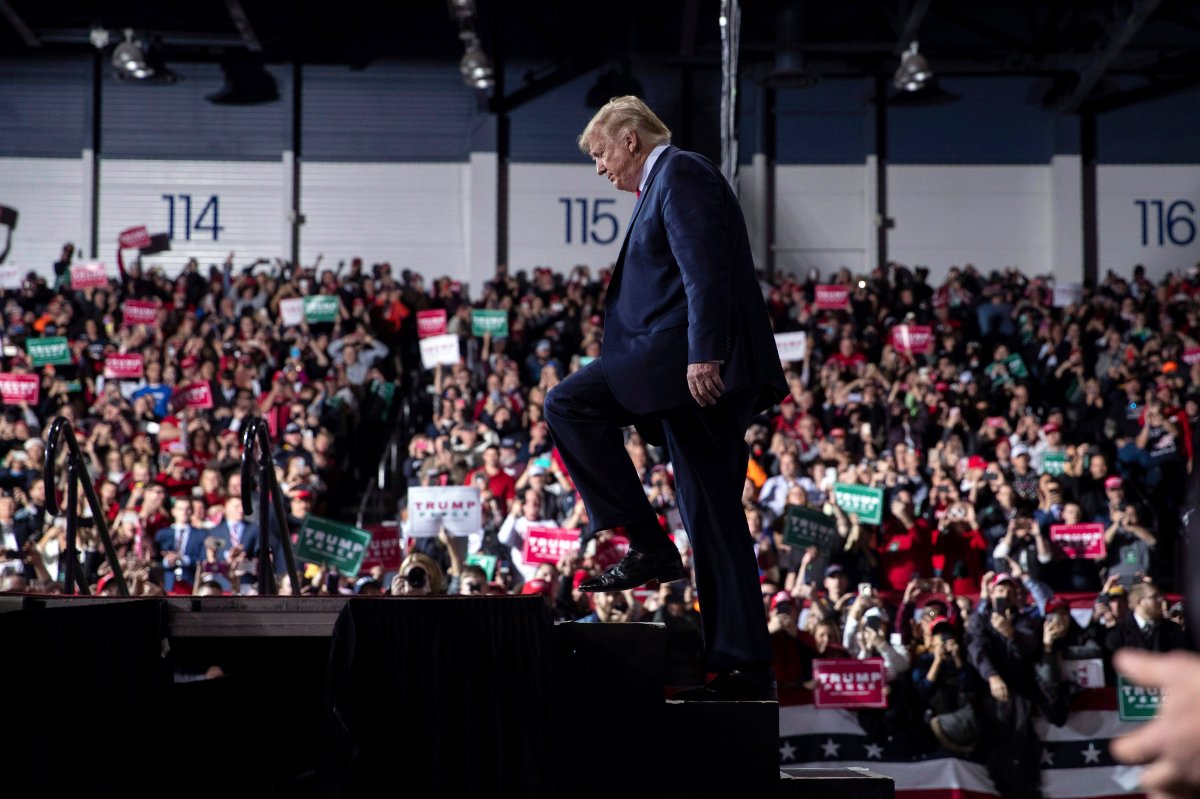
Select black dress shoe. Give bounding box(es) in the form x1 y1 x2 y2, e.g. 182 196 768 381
577 547 686 592
671 667 778 702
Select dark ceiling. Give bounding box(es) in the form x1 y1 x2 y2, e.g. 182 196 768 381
3 1 1200 113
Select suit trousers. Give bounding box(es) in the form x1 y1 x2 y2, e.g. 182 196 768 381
545 359 771 670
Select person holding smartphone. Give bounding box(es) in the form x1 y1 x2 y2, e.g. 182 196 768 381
966 571 1047 798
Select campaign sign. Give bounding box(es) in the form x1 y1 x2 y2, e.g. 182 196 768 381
1118 675 1162 722
833 483 885 525
118 226 152 250
418 333 460 369
407 485 481 537
774 331 808 362
523 527 581 566
1061 658 1105 689
471 309 509 338
0 266 22 290
417 309 448 339
69 261 108 289
815 285 850 310
304 295 339 323
1184 347 1200 366
179 382 214 410
890 325 934 355
1050 523 1106 560
295 516 372 578
360 522 403 573
1041 451 1067 476
26 336 71 367
279 298 305 327
121 299 159 326
0 373 38 405
466 552 498 581
104 353 144 380
813 658 888 709
783 506 840 552
1053 283 1084 308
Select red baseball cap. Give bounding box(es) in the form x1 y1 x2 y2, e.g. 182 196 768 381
572 569 590 590
1104 476 1123 490
991 573 1018 589
967 455 987 470
521 579 551 596
1045 596 1070 614
770 591 796 612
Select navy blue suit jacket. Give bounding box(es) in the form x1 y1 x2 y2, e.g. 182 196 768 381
154 524 207 570
601 145 785 416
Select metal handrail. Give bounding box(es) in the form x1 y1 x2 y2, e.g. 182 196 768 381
239 416 302 595
44 416 129 596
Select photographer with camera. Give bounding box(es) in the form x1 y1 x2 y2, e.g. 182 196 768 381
390 553 447 596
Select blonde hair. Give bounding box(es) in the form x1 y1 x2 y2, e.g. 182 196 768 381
578 95 671 155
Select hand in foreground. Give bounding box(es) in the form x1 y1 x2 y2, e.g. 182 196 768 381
687 361 724 407
1111 649 1200 798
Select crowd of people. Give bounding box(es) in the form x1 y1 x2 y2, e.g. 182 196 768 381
1 243 1197 794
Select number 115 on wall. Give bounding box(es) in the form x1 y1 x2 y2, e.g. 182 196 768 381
1135 199 1196 247
162 194 224 241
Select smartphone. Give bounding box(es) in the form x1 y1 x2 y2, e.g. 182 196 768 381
858 582 873 597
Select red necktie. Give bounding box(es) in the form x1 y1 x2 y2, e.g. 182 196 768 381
636 189 641 199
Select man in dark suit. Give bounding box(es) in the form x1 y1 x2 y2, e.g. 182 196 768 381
544 96 786 700
1104 581 1186 655
154 496 207 591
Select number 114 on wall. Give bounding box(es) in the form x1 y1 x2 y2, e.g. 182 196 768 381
1135 199 1196 247
162 194 224 241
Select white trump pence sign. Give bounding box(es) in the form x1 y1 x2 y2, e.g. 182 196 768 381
406 486 481 537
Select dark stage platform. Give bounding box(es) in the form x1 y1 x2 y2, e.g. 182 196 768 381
0 595 893 799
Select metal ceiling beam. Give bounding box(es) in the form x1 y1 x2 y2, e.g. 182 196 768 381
223 0 262 53
36 28 243 48
1061 0 1164 112
0 0 40 47
1086 71 1200 112
937 6 1031 50
490 57 603 114
895 0 933 52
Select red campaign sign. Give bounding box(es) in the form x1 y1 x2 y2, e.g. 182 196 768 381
0 373 38 405
70 261 109 289
1184 348 1200 366
890 324 934 355
417 309 448 339
815 285 850 310
593 533 630 571
523 527 581 566
121 300 159 326
360 522 402 572
118 226 152 249
180 382 214 410
813 658 888 708
103 353 144 380
1050 523 1107 560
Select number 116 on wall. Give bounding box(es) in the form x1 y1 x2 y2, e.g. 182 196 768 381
1135 199 1196 247
162 194 224 241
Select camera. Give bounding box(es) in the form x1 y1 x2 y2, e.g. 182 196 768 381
405 566 427 590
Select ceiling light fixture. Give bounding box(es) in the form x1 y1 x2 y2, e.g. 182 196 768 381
459 34 494 91
893 41 933 92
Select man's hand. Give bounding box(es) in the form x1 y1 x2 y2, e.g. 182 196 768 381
687 361 724 407
988 674 1009 702
1111 650 1200 797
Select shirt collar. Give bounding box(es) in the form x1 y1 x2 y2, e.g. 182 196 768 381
638 144 669 194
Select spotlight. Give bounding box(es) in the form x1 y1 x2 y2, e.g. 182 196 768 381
110 29 175 83
446 0 476 21
459 36 494 90
893 41 932 92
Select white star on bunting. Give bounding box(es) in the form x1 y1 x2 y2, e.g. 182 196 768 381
821 738 841 758
1082 742 1102 764
1041 747 1055 766
864 743 884 760
779 741 796 762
